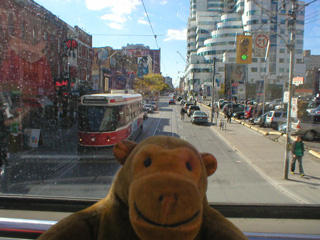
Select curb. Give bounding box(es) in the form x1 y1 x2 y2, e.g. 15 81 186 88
199 103 320 159
309 149 320 158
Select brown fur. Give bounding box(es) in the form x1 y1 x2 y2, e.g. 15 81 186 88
38 136 248 240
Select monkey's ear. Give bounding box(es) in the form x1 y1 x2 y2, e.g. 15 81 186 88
201 153 218 176
113 140 137 165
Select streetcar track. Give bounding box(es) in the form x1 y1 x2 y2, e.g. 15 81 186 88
34 162 78 195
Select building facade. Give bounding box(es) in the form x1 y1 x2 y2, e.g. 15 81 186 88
186 0 306 101
92 44 161 93
0 0 93 132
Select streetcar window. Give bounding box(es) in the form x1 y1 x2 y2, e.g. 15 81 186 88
78 106 116 132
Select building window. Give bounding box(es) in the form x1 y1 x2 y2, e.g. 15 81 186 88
279 58 284 63
43 31 48 41
279 68 285 72
251 67 258 72
252 58 258 62
279 48 285 53
8 14 14 36
261 67 266 72
21 21 26 40
33 26 38 44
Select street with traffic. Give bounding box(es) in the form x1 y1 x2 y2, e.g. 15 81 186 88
2 96 320 205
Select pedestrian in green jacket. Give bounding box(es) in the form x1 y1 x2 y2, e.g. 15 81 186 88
291 136 305 177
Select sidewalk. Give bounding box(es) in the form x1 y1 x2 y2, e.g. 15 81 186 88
202 105 320 204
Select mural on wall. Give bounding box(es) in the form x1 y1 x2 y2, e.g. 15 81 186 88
225 64 247 99
137 56 149 78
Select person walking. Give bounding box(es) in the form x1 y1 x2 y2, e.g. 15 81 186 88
291 135 305 177
226 108 232 123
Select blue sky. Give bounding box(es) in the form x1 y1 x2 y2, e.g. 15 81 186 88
34 0 188 87
34 0 320 87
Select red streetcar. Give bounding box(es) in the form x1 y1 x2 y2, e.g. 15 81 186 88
77 90 143 150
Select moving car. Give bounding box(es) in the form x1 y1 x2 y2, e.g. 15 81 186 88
143 104 154 113
169 99 176 105
191 111 208 125
187 105 201 117
150 101 158 110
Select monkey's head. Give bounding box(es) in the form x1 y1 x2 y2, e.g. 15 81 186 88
113 136 217 240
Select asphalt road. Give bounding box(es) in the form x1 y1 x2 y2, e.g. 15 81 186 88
1 96 301 204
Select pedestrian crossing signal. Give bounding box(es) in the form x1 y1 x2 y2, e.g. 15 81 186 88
236 35 252 64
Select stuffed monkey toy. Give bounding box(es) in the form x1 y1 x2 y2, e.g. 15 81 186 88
38 136 248 240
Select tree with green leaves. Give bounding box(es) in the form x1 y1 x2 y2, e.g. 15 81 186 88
134 73 168 96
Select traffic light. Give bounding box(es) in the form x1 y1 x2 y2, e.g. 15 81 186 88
236 35 252 64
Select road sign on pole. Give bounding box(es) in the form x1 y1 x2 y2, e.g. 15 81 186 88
254 34 269 57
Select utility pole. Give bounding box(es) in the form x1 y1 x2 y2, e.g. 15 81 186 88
284 0 297 180
192 72 195 101
211 57 216 123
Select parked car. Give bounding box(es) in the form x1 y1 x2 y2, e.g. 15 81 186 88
306 101 320 113
180 100 186 106
183 102 194 111
169 99 176 105
191 111 208 125
292 114 320 141
253 113 268 127
265 110 287 130
245 106 255 119
177 96 182 101
220 101 232 109
223 103 245 115
187 105 201 117
233 111 245 119
307 105 320 114
278 123 287 133
143 104 154 113
218 99 226 109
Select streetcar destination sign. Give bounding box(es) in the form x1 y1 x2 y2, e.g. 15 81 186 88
83 98 108 104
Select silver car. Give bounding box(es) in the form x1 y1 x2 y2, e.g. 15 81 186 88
265 110 287 130
292 114 320 141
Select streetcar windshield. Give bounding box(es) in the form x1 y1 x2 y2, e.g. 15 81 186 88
78 106 117 132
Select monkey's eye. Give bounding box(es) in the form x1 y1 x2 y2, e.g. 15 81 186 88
186 161 193 171
144 157 152 167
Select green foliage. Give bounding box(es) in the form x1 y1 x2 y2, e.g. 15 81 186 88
134 73 168 95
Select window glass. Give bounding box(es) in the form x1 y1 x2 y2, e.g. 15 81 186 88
1 2 320 234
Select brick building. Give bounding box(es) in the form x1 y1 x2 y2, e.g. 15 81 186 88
0 0 93 132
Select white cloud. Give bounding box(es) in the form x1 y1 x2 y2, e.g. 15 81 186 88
164 29 187 41
160 0 167 5
101 14 126 23
86 0 141 29
108 22 123 30
138 18 148 25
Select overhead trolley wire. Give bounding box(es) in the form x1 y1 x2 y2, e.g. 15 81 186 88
140 0 167 76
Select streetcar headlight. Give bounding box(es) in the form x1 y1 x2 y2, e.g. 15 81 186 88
107 137 110 142
91 137 96 142
79 138 83 142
